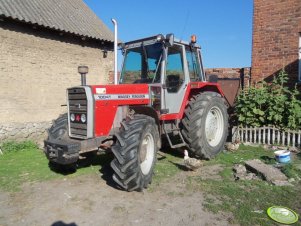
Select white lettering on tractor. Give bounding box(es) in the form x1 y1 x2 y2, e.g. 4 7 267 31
131 94 145 98
94 94 149 100
96 95 111 99
118 95 130 99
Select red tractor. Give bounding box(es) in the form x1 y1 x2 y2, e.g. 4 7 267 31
44 33 229 191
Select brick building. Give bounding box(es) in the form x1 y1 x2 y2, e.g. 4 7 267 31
0 0 114 142
251 0 301 85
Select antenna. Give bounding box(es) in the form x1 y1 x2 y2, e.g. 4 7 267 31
180 10 190 40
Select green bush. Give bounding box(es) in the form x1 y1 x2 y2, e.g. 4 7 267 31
235 70 301 130
0 141 38 153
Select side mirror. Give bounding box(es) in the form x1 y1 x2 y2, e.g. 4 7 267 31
165 33 174 47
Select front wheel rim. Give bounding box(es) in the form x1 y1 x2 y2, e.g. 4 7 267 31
205 106 224 147
140 132 155 175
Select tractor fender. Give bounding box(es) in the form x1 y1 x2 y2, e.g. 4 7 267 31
130 106 160 128
131 106 161 148
160 82 228 121
110 105 160 134
188 82 230 106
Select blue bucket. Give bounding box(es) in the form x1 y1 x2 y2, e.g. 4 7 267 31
274 150 291 163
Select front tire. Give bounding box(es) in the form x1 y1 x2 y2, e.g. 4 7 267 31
181 92 228 159
110 115 159 191
45 113 77 171
47 113 68 141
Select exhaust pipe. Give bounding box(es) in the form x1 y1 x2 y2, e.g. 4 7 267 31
111 18 118 85
78 66 88 86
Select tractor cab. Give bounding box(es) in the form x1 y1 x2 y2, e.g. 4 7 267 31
119 34 206 114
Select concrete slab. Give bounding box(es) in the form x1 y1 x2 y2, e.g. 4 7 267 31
245 159 288 183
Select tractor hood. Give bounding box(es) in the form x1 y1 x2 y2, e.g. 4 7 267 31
89 84 151 137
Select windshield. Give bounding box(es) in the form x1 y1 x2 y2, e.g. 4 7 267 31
119 43 163 84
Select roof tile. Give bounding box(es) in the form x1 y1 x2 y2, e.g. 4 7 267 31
0 0 114 42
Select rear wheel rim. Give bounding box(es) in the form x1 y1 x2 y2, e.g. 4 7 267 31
205 106 224 147
140 132 155 175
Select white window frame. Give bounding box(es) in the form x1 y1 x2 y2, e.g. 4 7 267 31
299 33 301 82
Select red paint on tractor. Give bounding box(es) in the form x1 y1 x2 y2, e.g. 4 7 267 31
91 84 150 137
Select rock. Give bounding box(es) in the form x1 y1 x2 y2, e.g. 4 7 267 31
272 180 293 186
245 159 288 184
245 173 258 180
233 164 247 174
233 164 258 181
288 146 300 153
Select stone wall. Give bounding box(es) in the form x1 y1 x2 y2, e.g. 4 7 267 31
0 122 51 145
252 0 301 85
0 20 114 143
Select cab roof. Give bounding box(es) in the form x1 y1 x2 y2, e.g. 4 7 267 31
122 34 201 49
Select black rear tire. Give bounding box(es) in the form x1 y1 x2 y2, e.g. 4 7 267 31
110 115 159 191
181 92 228 159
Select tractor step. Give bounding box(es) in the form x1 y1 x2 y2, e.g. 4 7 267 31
162 121 187 149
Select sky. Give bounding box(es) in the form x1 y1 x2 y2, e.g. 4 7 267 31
84 0 253 69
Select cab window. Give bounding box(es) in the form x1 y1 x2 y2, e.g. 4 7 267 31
165 45 185 93
186 46 202 81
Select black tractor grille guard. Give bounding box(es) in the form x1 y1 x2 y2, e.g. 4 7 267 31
68 88 88 138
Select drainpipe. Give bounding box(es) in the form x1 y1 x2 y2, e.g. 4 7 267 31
111 19 118 85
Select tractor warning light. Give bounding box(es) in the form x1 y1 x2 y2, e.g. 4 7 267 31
191 35 197 43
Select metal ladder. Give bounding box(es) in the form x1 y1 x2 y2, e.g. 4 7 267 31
162 120 187 148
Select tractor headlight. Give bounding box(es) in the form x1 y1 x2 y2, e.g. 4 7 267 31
81 114 86 123
70 113 75 122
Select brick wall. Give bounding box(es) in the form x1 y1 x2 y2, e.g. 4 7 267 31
252 0 301 84
0 20 113 142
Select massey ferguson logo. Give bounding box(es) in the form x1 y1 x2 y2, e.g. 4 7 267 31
94 94 149 100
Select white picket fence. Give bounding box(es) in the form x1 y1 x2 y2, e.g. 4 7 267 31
232 126 301 147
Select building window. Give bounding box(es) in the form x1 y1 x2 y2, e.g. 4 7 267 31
299 34 301 82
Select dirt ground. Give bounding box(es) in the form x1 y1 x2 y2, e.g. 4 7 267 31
0 164 231 226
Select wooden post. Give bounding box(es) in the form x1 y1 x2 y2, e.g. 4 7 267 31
292 131 296 147
240 127 243 142
232 127 236 143
268 127 271 145
277 129 280 145
262 126 265 144
272 127 275 145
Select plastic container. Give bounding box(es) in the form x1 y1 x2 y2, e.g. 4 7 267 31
274 150 291 163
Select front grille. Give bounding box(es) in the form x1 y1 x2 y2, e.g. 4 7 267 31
68 88 87 138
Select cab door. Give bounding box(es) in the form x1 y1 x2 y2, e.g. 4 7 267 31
162 44 188 114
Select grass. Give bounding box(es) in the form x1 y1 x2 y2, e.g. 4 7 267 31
187 144 301 226
0 141 110 192
1 141 301 225
0 140 181 192
150 149 184 189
